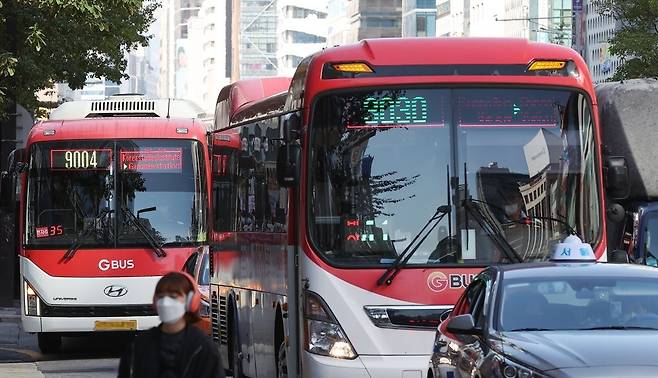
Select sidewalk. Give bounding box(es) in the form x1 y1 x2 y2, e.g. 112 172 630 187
0 302 20 322
0 303 37 363
0 362 43 377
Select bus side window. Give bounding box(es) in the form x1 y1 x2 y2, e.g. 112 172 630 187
235 118 288 233
213 145 239 232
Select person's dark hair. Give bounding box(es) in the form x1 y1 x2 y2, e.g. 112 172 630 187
154 272 201 324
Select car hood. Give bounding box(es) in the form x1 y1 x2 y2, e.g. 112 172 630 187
500 330 658 371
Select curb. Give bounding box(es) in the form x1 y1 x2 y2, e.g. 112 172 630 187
0 307 20 324
0 348 34 363
0 362 44 377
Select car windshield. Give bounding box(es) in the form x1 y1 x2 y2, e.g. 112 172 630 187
309 87 601 267
25 139 207 248
499 276 658 331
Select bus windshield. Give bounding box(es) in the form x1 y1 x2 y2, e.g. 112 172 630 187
309 87 601 267
25 139 207 248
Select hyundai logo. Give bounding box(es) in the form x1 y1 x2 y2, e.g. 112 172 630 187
104 285 128 298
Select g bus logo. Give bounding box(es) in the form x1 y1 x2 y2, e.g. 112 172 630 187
98 259 135 271
427 271 449 292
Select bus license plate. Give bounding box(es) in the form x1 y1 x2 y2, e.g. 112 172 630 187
94 320 137 331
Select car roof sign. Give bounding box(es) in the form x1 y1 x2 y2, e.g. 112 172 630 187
550 235 596 262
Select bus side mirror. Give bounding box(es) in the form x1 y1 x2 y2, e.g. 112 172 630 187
277 144 300 187
606 203 626 223
605 156 630 200
276 113 301 187
0 148 25 207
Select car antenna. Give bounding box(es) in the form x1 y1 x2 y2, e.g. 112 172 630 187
166 98 171 119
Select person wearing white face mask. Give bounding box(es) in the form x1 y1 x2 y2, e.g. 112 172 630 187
118 271 225 378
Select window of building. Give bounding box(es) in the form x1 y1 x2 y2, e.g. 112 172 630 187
417 0 436 8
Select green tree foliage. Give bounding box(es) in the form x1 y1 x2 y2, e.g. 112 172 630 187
595 0 658 80
0 0 158 116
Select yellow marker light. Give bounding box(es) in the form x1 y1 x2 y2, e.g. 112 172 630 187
527 60 567 71
332 62 373 73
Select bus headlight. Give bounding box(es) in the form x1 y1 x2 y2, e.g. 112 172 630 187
303 291 357 360
24 281 41 316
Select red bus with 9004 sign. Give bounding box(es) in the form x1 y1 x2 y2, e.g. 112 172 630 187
14 96 211 353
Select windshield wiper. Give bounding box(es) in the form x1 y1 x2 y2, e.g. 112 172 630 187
518 214 580 238
462 197 523 263
62 207 113 261
506 327 554 332
377 205 451 286
121 206 167 257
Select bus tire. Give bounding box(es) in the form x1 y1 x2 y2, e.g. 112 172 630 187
230 309 243 378
277 341 288 378
275 307 287 378
37 332 61 354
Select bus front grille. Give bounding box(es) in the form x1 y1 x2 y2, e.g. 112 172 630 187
211 292 220 343
219 294 228 345
41 304 156 317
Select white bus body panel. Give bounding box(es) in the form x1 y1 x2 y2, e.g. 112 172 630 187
302 253 433 377
20 256 160 332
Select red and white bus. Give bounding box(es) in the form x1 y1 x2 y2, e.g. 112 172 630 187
209 38 606 377
13 96 212 353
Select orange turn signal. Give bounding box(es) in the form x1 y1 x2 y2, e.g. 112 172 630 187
332 62 374 73
527 60 567 71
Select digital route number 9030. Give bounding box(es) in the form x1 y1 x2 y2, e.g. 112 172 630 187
50 149 113 170
348 95 445 129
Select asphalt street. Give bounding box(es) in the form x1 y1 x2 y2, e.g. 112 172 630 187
0 304 124 377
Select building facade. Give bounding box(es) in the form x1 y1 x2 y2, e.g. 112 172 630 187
436 0 451 36
199 1 230 111
327 0 402 45
277 0 328 76
435 0 574 43
584 0 620 82
235 0 278 79
547 0 572 46
402 0 437 37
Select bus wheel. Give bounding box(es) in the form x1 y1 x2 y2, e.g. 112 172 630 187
37 332 61 354
231 320 243 378
277 341 288 378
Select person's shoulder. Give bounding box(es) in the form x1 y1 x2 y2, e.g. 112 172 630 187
185 326 216 349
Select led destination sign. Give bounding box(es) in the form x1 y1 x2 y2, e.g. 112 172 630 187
120 148 183 172
349 95 444 129
50 149 112 170
457 94 561 127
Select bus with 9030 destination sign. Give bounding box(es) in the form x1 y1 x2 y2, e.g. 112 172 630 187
9 95 212 353
208 38 606 378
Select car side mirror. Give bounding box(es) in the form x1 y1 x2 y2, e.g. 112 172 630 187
605 156 630 200
439 309 452 323
609 249 630 264
445 314 482 335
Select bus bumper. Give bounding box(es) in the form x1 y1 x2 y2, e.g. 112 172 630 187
22 315 160 333
303 351 428 378
360 355 428 378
